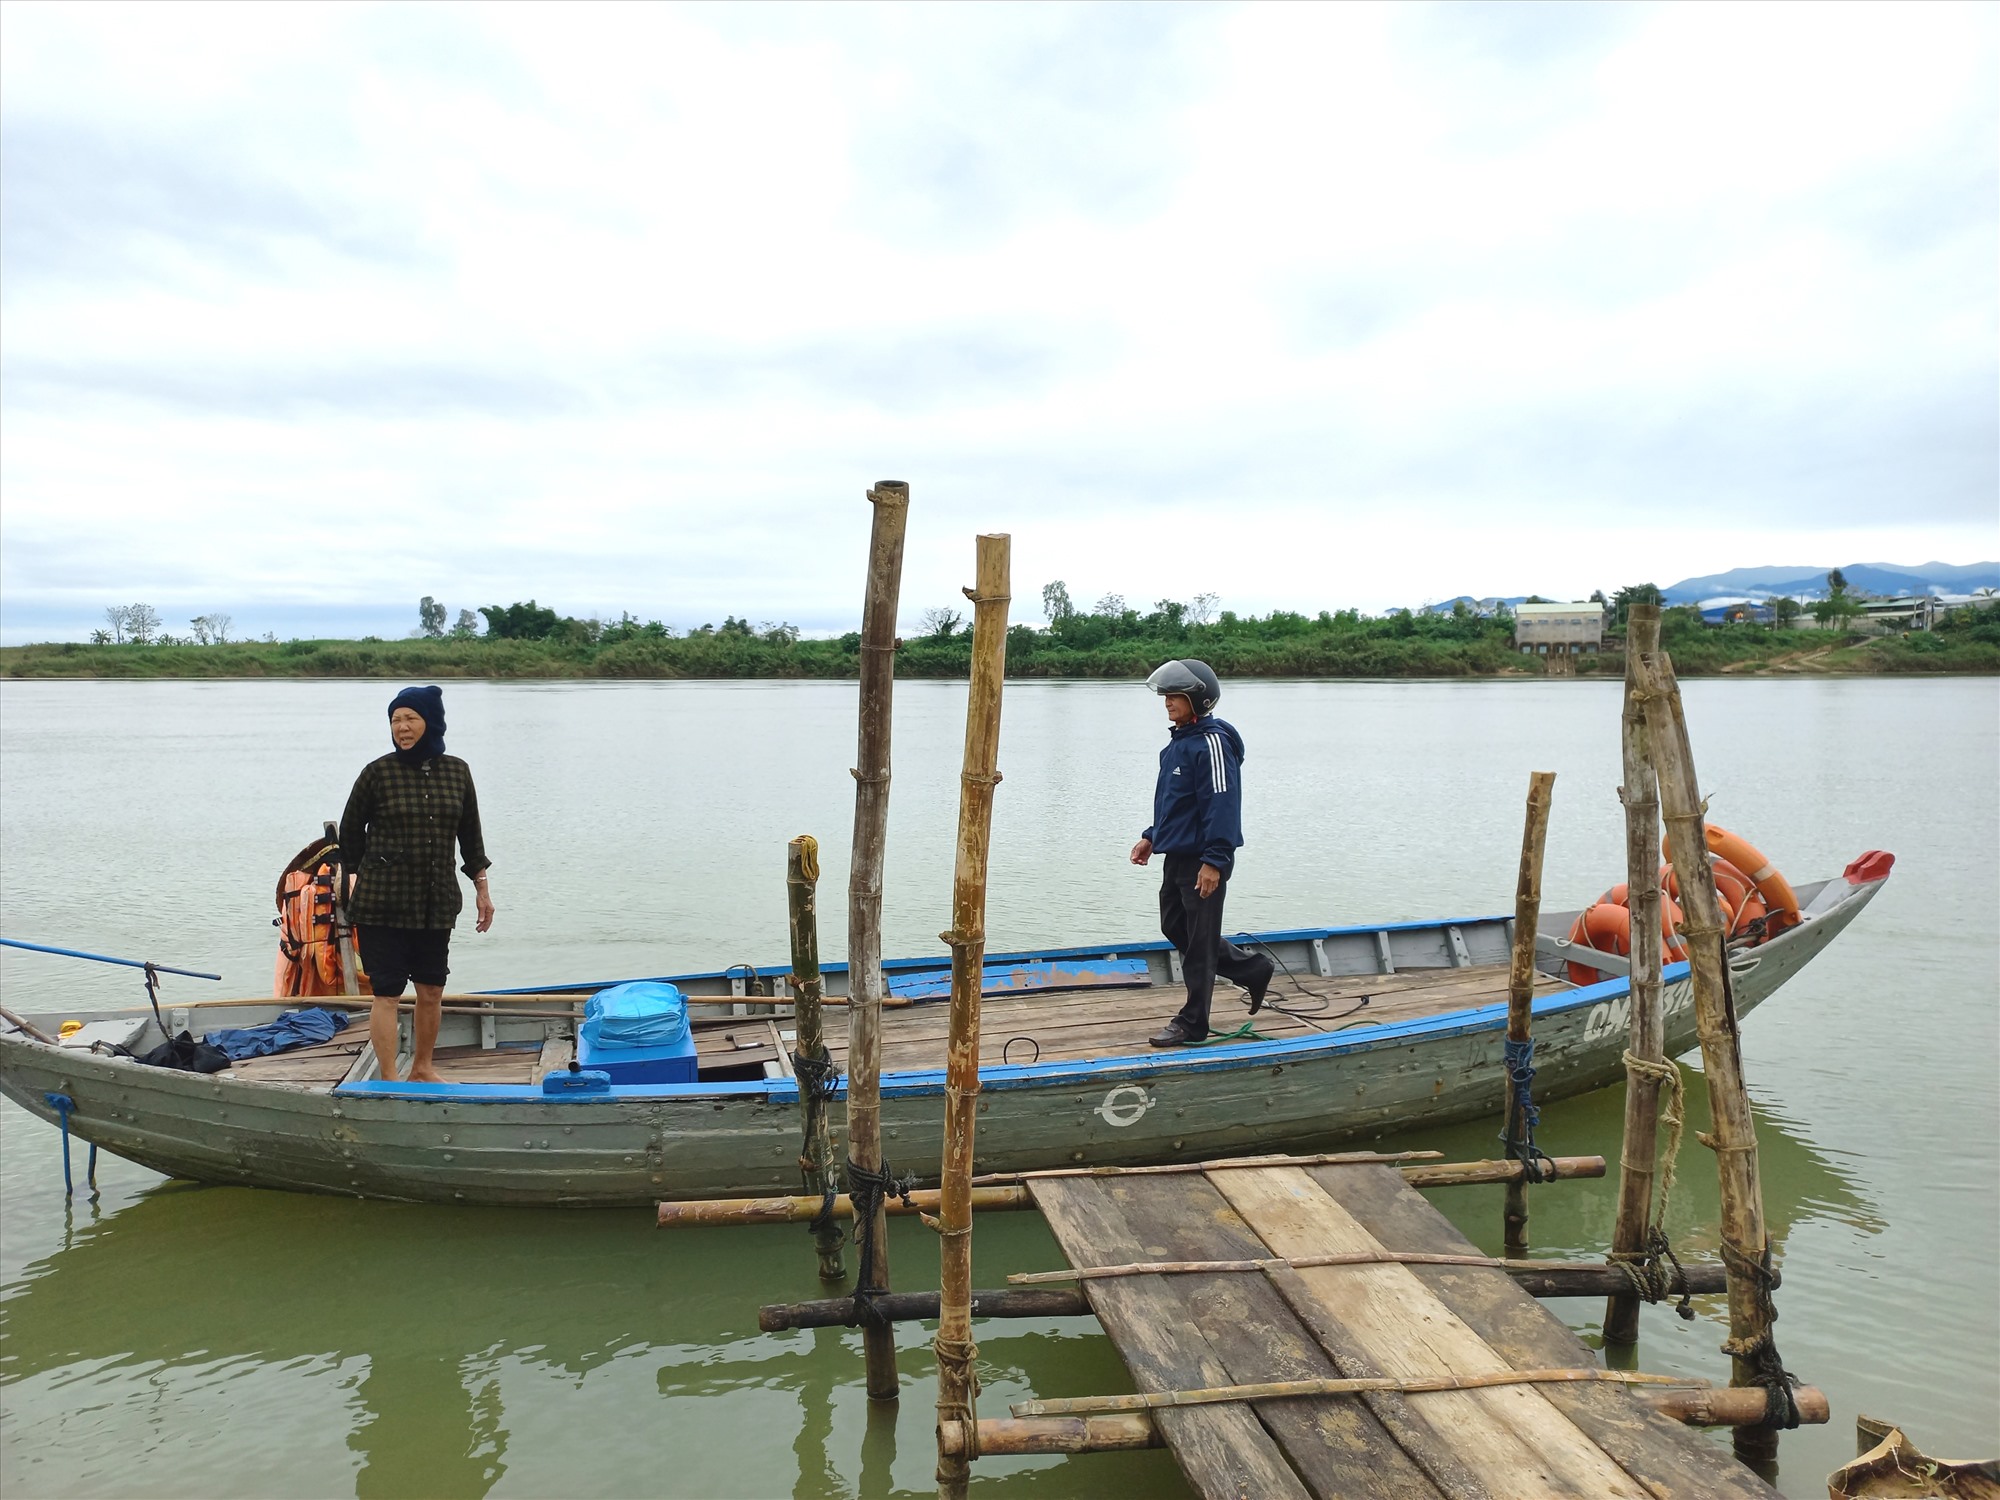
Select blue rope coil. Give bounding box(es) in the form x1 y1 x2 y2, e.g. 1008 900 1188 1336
1499 1039 1557 1184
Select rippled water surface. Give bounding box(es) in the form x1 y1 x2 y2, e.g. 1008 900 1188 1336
2 677 1995 1498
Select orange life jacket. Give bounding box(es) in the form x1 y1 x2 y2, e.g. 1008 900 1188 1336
273 836 368 997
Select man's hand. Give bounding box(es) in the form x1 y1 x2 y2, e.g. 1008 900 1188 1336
1196 863 1221 899
475 881 495 933
1130 838 1153 866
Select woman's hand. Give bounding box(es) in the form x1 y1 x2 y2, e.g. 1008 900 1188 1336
475 877 495 933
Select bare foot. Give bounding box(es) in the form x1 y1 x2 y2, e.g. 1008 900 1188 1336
405 1066 447 1084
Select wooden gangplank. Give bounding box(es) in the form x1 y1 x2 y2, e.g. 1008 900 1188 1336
1028 1161 1777 1500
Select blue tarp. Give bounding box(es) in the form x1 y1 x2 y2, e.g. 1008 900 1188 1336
204 1007 349 1061
579 982 688 1050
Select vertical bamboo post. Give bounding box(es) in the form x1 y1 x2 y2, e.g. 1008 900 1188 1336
1637 642 1785 1465
787 834 844 1281
1502 771 1556 1256
849 479 909 1401
1606 605 1666 1344
935 534 1011 1498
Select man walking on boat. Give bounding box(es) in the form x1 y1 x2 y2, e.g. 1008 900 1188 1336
1130 659 1274 1046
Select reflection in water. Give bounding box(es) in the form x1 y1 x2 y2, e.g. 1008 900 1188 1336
791 1328 844 1500
0 1177 1182 1499
1402 1063 1881 1266
348 1347 506 1500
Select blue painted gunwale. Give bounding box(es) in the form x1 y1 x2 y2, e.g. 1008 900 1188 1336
474 914 1511 998
336 933 1679 1106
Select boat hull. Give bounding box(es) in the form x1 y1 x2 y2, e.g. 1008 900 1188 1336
0 875 1884 1207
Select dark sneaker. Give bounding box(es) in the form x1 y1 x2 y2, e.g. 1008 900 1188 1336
1149 1021 1198 1048
1246 955 1276 1015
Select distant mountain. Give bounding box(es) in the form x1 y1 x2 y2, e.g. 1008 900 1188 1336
1659 562 2000 603
1419 595 1533 615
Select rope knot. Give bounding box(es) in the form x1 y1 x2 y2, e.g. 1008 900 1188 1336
1499 1038 1557 1182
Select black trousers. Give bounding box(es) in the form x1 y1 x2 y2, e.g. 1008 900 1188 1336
1159 853 1262 1036
358 924 451 998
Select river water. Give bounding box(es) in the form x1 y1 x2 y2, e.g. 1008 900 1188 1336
1 677 1994 1498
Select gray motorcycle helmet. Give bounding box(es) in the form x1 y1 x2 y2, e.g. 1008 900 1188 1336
1147 658 1221 716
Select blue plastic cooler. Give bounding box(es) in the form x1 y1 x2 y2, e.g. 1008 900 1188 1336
575 982 698 1084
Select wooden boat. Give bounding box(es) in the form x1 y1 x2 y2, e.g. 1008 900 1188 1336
0 856 1890 1208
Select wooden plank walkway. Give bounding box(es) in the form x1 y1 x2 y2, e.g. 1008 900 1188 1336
1027 1161 1777 1500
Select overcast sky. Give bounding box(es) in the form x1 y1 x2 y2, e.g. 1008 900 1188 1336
2 1 1994 644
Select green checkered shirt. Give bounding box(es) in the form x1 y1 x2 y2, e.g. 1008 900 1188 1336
339 753 491 929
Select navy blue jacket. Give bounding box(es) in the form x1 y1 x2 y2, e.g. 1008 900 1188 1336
1142 716 1246 875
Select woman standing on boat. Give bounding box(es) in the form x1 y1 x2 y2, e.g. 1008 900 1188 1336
340 686 494 1083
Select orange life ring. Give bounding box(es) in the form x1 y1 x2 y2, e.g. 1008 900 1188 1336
1566 898 1687 985
1663 856 1768 939
1664 825 1800 936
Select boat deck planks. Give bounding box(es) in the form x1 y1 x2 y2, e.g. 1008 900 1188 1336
214 959 1554 1091
224 1018 372 1086
705 960 1558 1076
1025 1162 1777 1500
191 956 1561 1089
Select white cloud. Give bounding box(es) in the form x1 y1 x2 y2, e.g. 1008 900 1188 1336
2 0 1994 643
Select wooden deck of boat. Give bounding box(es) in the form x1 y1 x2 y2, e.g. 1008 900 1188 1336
225 1018 555 1089
707 959 1554 1077
220 959 1551 1090
1027 1159 1776 1500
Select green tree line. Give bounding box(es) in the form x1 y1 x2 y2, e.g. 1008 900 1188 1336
9 582 1997 679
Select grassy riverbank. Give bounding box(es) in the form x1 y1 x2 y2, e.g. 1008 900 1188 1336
7 606 1997 679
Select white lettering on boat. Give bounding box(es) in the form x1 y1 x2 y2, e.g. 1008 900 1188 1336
1095 1085 1156 1128
1582 978 1696 1047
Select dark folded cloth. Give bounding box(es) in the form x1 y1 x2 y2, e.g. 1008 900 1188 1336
126 1031 232 1073
204 1007 349 1061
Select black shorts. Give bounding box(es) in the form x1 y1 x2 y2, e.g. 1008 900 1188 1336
358 925 451 997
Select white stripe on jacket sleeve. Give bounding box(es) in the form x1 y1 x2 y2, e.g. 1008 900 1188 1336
1207 734 1227 792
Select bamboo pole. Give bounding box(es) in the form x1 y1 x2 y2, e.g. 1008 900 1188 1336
762 1286 1091 1332
940 1416 1160 1458
975 1148 1442 1183
758 1260 1729 1332
1403 1155 1604 1187
1636 642 1786 1464
1648 1384 1829 1428
1607 605 1667 1345
936 534 1011 1495
944 1384 1828 1456
1503 770 1557 1255
88 990 875 1014
655 1155 1610 1229
1008 1249 1645 1285
849 479 910 1402
1013 1366 1694 1419
787 835 844 1281
0 1003 59 1044
660 1186 1031 1227
106 994 586 1019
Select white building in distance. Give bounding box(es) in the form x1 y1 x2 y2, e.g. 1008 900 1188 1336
1513 602 1606 657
